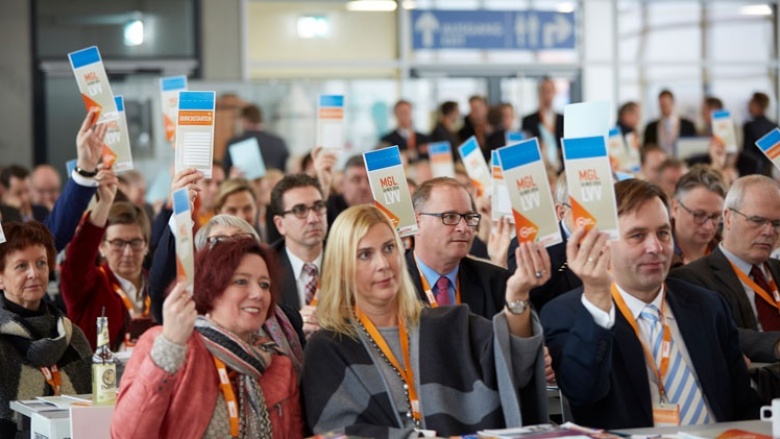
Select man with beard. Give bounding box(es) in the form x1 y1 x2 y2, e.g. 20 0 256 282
541 179 759 429
270 174 328 336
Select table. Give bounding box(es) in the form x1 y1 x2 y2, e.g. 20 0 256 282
616 420 771 437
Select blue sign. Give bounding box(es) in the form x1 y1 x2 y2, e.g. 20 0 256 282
411 10 575 50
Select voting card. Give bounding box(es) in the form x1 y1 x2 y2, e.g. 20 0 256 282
505 131 525 146
607 126 629 171
711 109 738 154
317 95 345 154
498 139 561 247
229 138 267 180
68 46 118 124
175 91 215 178
491 151 513 222
428 141 455 178
562 136 619 239
457 136 491 197
364 146 418 237
160 75 187 143
755 128 780 173
103 96 134 172
172 188 194 293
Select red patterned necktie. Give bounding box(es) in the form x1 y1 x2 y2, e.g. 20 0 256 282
435 276 451 306
303 263 318 306
751 265 780 331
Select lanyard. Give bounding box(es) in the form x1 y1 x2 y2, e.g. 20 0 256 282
212 356 240 438
611 283 672 402
728 261 780 310
417 267 460 307
99 266 150 318
39 365 61 396
355 307 421 423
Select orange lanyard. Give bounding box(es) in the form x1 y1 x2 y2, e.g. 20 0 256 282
39 365 61 396
417 268 460 307
213 356 240 438
356 307 422 422
728 261 780 310
98 267 150 318
611 283 672 401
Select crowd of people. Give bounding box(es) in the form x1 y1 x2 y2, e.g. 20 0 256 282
1 83 780 438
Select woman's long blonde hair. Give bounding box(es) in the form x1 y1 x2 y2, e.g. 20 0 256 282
317 205 422 337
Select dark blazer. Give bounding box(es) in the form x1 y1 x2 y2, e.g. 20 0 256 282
642 117 697 147
405 251 506 319
224 130 290 172
742 116 778 175
507 223 582 312
380 129 430 153
0 204 22 223
541 278 761 429
326 193 349 230
43 177 98 252
428 122 460 153
669 247 780 363
521 111 564 168
271 238 311 312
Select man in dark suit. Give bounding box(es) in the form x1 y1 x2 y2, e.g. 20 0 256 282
742 92 778 175
224 104 290 172
428 101 461 151
269 173 327 336
670 175 780 363
0 165 49 222
521 77 564 170
406 177 505 319
379 100 430 162
643 89 697 155
541 178 760 429
508 172 581 312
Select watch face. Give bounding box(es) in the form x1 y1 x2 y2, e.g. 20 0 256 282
507 300 528 314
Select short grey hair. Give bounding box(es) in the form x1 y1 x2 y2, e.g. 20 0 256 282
723 175 780 212
194 215 260 250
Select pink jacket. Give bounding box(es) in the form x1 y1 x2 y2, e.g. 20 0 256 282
110 326 303 439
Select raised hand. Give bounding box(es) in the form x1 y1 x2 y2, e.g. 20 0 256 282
506 241 551 302
162 282 197 345
95 168 119 205
312 146 337 198
566 227 612 312
76 109 109 173
169 168 203 210
487 217 512 268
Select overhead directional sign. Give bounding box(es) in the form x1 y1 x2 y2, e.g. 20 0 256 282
411 9 575 50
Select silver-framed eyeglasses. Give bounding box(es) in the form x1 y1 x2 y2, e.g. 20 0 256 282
730 208 780 231
677 200 723 225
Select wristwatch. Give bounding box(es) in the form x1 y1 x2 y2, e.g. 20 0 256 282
505 298 531 315
74 166 98 178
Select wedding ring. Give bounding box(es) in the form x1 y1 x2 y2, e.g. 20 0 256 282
535 270 543 279
587 257 594 263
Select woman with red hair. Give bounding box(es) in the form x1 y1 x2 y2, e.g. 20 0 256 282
111 237 302 438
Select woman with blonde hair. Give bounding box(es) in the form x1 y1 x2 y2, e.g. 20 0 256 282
304 205 549 438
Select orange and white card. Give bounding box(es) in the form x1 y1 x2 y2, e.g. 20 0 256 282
364 146 418 237
457 136 491 197
428 141 455 178
172 188 194 293
755 128 780 172
68 46 118 124
175 91 216 178
317 95 345 154
160 76 187 143
712 109 738 154
491 151 513 222
102 96 134 172
562 136 619 239
497 139 561 247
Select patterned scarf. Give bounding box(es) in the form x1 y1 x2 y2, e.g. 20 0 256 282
262 306 303 377
194 316 274 439
0 303 73 368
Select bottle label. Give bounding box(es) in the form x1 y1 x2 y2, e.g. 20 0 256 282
97 323 110 348
93 363 117 404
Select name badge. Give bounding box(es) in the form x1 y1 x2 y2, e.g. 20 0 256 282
653 401 680 426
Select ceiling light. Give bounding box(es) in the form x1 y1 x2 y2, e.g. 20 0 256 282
297 15 330 39
402 1 416 9
123 19 144 46
346 1 397 12
556 2 575 13
739 4 772 16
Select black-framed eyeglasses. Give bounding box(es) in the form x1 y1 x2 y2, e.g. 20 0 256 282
677 200 723 225
419 212 481 226
206 233 256 249
730 208 780 231
281 201 327 219
105 238 146 252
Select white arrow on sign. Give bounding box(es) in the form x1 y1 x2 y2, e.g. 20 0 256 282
415 12 440 48
527 13 539 47
543 14 572 48
514 14 526 47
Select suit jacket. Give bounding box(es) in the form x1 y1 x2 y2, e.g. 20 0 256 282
642 117 697 147
521 112 564 149
669 247 780 363
541 278 761 429
0 204 21 223
224 129 290 172
271 239 302 311
507 223 582 312
428 122 460 153
742 116 778 175
405 251 506 319
42 177 98 252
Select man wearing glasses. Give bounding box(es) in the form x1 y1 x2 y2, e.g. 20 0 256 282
270 174 328 335
668 165 727 268
671 175 780 364
407 177 506 319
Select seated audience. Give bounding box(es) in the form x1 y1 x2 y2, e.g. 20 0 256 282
30 164 61 212
643 89 697 153
303 205 547 437
656 158 688 199
380 100 430 162
542 178 760 429
742 92 778 176
0 222 91 438
639 144 668 184
671 175 780 364
669 165 726 268
428 100 461 150
224 104 290 172
1 165 49 222
60 172 153 351
215 178 259 231
111 238 302 438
